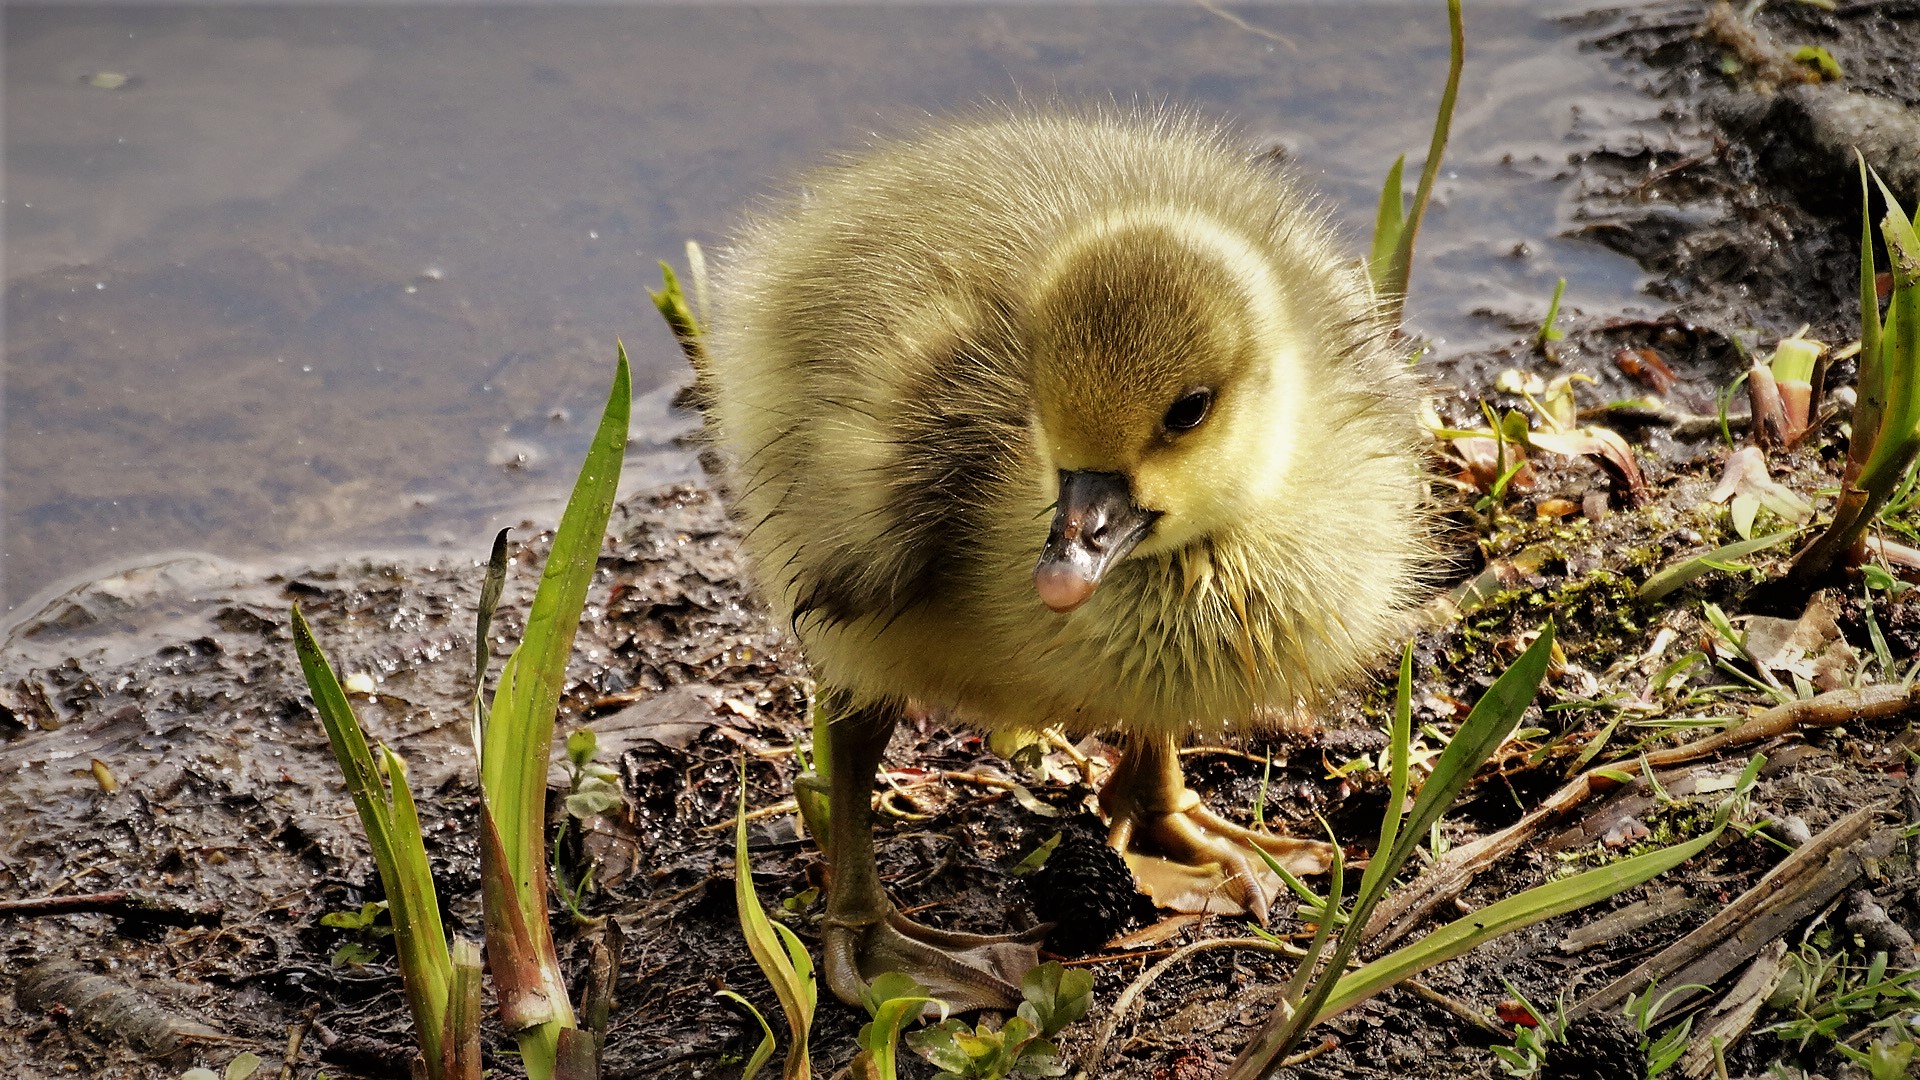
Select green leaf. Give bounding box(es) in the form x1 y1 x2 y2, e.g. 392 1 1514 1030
1637 528 1803 602
1535 277 1568 348
565 786 624 818
1009 833 1061 876
1357 644 1415 915
734 761 814 1079
1858 171 1918 494
716 990 777 1080
1368 154 1408 295
477 348 629 1072
1017 963 1092 1037
1791 44 1843 80
1317 818 1729 1018
1379 625 1554 884
1380 0 1463 332
857 974 944 1080
291 606 452 1067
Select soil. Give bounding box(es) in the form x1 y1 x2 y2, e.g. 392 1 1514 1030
5 3 1920 1079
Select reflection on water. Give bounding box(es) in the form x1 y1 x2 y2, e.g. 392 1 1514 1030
2 2 1652 613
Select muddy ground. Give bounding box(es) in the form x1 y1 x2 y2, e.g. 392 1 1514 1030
7 3 1920 1078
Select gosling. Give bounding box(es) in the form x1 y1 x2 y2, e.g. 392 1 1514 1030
697 110 1429 1011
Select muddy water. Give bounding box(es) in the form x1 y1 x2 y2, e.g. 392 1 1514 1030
3 1 1651 617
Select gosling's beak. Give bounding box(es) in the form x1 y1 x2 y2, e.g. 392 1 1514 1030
1033 470 1160 613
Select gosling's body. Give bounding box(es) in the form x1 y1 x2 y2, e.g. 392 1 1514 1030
701 110 1429 1009
708 113 1425 735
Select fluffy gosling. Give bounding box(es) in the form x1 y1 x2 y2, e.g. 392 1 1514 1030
698 110 1429 1011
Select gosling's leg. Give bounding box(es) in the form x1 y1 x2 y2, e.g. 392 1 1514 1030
1099 733 1332 923
820 697 1042 1011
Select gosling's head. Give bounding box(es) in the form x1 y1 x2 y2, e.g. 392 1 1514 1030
1024 208 1311 613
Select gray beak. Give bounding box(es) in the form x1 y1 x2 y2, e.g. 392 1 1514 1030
1032 470 1159 613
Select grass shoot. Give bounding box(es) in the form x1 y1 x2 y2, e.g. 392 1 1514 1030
1785 159 1920 588
1370 0 1463 333
1534 277 1568 352
292 347 632 1080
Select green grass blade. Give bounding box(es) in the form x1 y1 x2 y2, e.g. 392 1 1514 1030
379 744 455 1043
1316 821 1726 1018
1368 154 1407 295
735 766 814 1080
863 991 942 1080
717 990 778 1080
1534 278 1568 349
1860 173 1919 488
1356 643 1415 911
481 347 629 912
479 347 629 1074
1379 624 1554 878
1381 0 1463 328
1858 154 1883 407
291 605 451 1070
1637 528 1803 602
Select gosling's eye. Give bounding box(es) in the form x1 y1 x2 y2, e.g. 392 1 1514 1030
1162 389 1214 433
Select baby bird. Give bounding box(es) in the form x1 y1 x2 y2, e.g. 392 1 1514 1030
698 110 1428 1011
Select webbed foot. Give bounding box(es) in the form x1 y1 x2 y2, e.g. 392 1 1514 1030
1101 736 1332 922
823 908 1044 1011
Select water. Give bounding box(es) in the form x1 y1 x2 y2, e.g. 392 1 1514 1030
3 2 1656 614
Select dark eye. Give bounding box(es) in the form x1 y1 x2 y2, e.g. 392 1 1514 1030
1162 389 1213 433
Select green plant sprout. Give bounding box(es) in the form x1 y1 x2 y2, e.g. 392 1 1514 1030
856 973 945 1080
292 608 474 1078
731 761 817 1080
321 900 394 967
553 727 623 924
1623 979 1711 1077
1754 327 1823 446
293 347 631 1080
1368 0 1463 333
1785 160 1920 588
1488 983 1568 1078
1535 277 1568 352
1761 944 1920 1057
905 964 1093 1080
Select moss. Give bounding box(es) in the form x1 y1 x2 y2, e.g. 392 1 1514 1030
1456 565 1643 666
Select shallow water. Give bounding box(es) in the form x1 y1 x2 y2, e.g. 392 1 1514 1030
3 1 1656 616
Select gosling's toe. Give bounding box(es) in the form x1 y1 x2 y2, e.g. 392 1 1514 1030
1100 735 1332 922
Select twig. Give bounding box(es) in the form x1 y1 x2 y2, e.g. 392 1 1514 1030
1074 937 1295 1080
700 798 799 832
1568 806 1881 1021
0 890 220 928
1675 940 1788 1080
277 1004 322 1080
1045 730 1100 786
1365 683 1918 947
1403 978 1508 1039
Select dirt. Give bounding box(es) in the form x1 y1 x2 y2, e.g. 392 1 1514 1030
6 3 1920 1079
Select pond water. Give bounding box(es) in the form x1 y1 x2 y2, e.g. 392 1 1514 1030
2 1 1656 617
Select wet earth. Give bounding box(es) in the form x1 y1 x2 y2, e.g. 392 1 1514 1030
6 3 1920 1078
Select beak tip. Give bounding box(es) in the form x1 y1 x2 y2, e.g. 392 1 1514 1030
1034 565 1096 613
